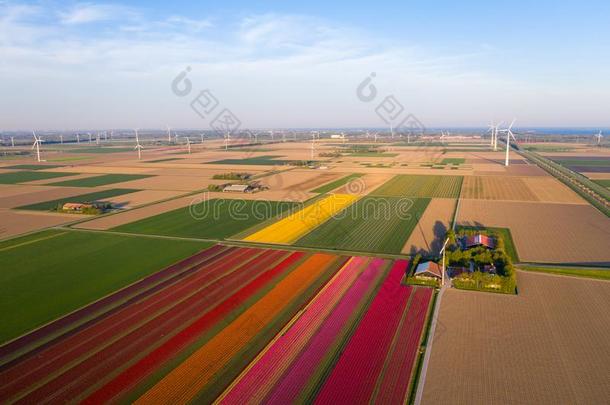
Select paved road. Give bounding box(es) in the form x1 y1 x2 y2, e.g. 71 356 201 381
413 277 448 405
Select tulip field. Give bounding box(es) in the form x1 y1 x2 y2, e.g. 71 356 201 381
0 245 433 404
243 193 359 244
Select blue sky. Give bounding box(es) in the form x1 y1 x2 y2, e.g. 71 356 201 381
1 0 609 130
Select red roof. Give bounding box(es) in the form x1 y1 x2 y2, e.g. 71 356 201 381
464 234 495 249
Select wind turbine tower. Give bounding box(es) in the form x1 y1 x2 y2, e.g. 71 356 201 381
134 129 143 160
32 131 43 162
501 119 517 167
596 130 603 146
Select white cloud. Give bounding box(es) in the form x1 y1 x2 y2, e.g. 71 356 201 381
58 3 136 25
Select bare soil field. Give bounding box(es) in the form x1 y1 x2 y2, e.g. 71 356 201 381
0 209 75 239
422 271 610 405
0 186 98 208
46 165 157 175
99 190 185 208
284 171 343 191
461 176 538 201
333 173 393 195
461 176 585 203
73 195 199 230
521 176 586 204
402 198 456 255
583 172 610 180
116 175 209 191
458 200 610 264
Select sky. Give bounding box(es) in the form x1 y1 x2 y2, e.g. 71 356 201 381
1 0 609 130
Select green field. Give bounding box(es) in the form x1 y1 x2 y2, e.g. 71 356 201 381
208 155 297 165
114 199 298 240
370 174 463 198
441 158 465 165
592 179 610 188
145 158 183 163
0 229 211 343
17 188 139 211
553 159 610 167
311 173 364 193
48 174 153 187
67 147 134 154
0 171 77 184
519 265 610 280
296 197 431 254
2 164 65 170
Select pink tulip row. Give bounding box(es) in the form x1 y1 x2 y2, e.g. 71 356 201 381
220 256 370 404
314 259 413 404
374 287 433 404
263 257 387 404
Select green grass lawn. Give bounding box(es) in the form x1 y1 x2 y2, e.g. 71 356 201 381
2 164 65 170
114 199 298 240
295 197 431 254
311 173 364 193
16 188 140 211
370 174 463 198
0 229 211 344
0 171 78 184
519 265 610 280
47 174 153 187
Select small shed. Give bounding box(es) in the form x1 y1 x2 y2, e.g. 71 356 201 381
414 261 442 279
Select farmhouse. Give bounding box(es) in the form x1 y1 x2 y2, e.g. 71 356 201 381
62 202 94 212
414 261 442 279
461 234 495 250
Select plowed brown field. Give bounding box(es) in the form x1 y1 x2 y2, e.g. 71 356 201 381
402 198 456 255
458 200 610 264
422 271 610 405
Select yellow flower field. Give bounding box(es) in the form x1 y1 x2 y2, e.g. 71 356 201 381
243 194 358 244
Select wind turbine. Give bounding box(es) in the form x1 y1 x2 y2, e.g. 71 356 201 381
390 124 394 139
200 133 205 144
186 136 192 154
32 131 43 162
595 130 603 146
76 133 80 143
224 130 230 150
282 131 286 142
104 131 108 141
88 132 92 143
488 121 495 149
134 129 143 160
96 132 100 145
60 134 63 144
500 119 517 167
269 130 274 141
11 136 14 147
110 130 114 140
167 125 172 144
